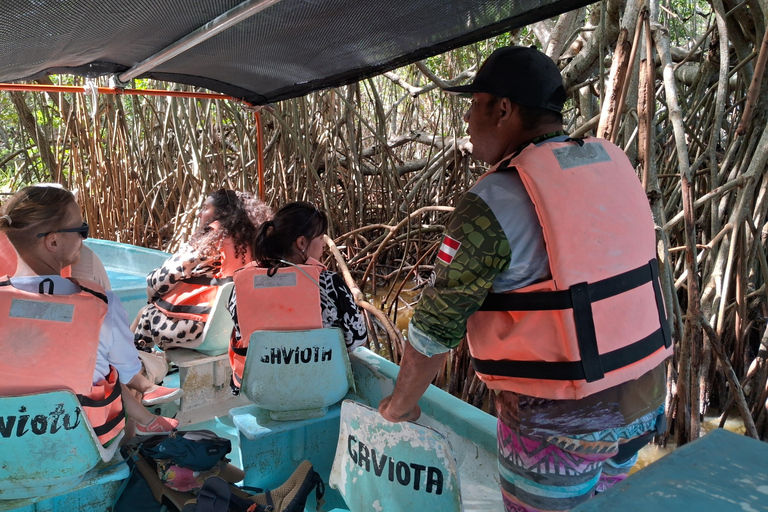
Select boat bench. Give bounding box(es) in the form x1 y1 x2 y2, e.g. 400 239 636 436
229 391 368 512
1 455 128 512
164 348 249 425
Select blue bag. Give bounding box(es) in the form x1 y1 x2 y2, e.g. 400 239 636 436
140 430 232 472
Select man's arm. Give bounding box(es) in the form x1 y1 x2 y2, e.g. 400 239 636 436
378 192 512 422
378 343 448 422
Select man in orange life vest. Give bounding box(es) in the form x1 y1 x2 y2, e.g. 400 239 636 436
379 46 671 511
0 185 179 441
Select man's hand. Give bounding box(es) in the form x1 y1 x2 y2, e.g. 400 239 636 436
378 395 421 423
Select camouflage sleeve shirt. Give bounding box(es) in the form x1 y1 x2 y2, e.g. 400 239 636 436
409 169 550 356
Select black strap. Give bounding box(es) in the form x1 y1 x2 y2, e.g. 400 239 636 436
612 410 667 464
478 259 672 382
91 409 125 437
230 337 248 356
479 259 658 312
155 298 212 316
471 327 668 381
77 376 122 407
570 282 603 382
648 259 672 348
180 276 233 286
39 278 54 294
0 279 11 286
77 381 124 437
78 285 109 304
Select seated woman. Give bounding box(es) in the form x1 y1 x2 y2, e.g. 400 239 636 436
0 185 178 437
133 189 271 351
228 201 367 393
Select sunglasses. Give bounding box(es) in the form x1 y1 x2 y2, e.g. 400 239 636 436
37 222 89 239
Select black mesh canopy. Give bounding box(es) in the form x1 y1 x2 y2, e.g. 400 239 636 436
1 0 594 104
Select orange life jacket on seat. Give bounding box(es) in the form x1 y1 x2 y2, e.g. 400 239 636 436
229 260 324 388
467 137 672 400
153 241 251 323
154 277 229 323
0 276 125 444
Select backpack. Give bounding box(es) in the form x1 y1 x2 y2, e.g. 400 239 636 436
181 461 325 512
140 430 232 471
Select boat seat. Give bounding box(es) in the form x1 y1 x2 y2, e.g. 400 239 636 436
329 400 461 512
163 348 248 426
193 281 235 356
240 327 354 421
229 327 354 488
229 401 344 491
160 281 247 424
0 390 126 503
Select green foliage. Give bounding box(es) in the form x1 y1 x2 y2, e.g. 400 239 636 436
663 0 713 46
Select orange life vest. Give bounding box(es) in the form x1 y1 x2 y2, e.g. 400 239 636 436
153 242 251 323
229 260 324 388
467 137 672 400
154 277 228 323
0 276 125 444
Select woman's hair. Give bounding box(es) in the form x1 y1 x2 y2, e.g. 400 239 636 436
253 201 328 266
0 185 77 249
189 189 272 260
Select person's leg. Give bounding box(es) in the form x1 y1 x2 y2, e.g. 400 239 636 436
596 406 664 493
121 383 178 433
595 454 638 493
497 420 615 512
125 365 182 405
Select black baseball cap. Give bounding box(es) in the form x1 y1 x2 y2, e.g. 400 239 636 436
443 46 566 113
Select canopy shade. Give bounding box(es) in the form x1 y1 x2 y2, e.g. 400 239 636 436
1 0 594 105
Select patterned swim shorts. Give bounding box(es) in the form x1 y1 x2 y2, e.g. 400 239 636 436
498 406 663 511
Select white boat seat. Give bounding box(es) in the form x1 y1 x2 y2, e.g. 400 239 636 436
159 281 244 424
240 327 354 421
182 280 235 356
163 348 248 425
0 390 124 501
330 400 461 512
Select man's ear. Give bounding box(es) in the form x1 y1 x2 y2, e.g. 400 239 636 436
42 233 58 253
497 98 516 126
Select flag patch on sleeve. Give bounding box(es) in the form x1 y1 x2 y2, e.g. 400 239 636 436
437 235 461 264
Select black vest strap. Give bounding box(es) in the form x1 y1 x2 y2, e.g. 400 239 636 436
155 298 212 316
472 327 668 381
230 337 248 356
38 278 54 294
77 376 125 437
90 408 125 437
180 276 233 286
479 259 659 312
78 285 109 304
476 259 672 382
77 376 122 408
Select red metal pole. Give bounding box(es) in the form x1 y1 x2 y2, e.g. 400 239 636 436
0 83 236 101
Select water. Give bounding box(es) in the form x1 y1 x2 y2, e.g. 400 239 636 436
633 411 747 473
